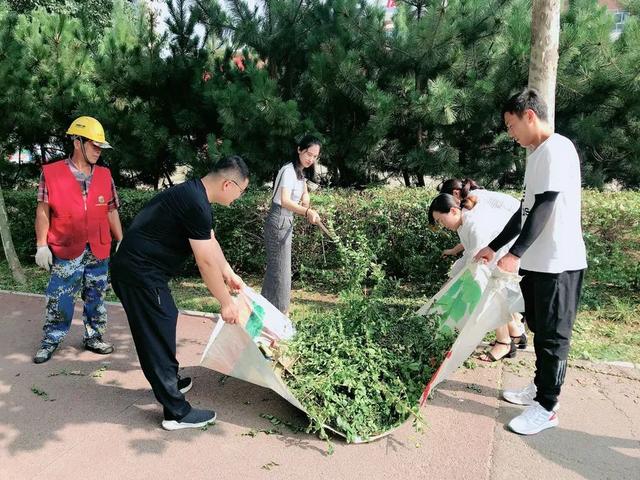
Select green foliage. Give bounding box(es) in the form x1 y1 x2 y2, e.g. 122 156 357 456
91 0 208 188
5 187 637 305
580 190 640 307
2 190 37 261
1 0 639 187
556 0 640 188
283 282 455 442
0 6 95 163
295 188 456 292
1 186 638 365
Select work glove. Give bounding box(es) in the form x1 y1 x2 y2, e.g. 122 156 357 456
35 245 53 271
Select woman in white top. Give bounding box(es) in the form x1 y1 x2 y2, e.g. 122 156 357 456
261 135 321 315
429 193 525 362
438 178 519 256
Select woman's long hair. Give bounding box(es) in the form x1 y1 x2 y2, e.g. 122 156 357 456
438 178 484 200
292 134 321 180
428 193 477 225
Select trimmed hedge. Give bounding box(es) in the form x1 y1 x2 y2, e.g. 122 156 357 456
3 187 639 300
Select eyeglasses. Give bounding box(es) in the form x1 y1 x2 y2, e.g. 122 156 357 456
226 178 247 196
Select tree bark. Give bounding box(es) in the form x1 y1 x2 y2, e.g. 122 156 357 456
529 0 561 129
0 186 26 284
402 170 411 187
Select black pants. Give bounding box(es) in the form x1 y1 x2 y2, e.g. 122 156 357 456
112 278 191 420
519 268 585 411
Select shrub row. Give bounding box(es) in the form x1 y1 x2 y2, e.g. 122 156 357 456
3 187 639 301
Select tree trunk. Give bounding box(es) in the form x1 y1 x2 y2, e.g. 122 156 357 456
529 0 561 129
0 186 26 285
164 171 174 187
402 170 411 187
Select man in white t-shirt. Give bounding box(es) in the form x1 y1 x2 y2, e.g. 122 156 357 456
475 88 587 435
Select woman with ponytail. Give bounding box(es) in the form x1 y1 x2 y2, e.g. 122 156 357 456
428 192 526 362
438 178 520 257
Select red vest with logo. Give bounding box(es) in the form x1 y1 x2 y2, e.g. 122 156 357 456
43 161 113 260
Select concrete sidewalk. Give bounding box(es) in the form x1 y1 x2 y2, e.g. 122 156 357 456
0 291 638 480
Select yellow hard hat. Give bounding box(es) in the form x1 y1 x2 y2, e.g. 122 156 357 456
66 116 112 149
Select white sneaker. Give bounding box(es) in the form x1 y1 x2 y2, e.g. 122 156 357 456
508 403 558 435
502 382 537 406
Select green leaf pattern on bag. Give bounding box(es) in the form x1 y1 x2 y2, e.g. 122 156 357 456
246 302 266 339
434 270 482 323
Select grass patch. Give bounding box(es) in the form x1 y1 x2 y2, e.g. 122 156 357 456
571 295 640 363
0 261 49 294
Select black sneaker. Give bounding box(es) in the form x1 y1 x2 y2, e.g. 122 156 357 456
84 338 114 355
178 376 193 394
34 344 58 364
161 408 216 431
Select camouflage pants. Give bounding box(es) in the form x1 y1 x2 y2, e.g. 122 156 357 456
41 246 109 348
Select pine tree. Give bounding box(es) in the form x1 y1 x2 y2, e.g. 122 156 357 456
0 4 27 283
194 0 319 181
554 0 640 187
354 0 514 185
91 0 176 188
297 0 389 186
1 7 95 162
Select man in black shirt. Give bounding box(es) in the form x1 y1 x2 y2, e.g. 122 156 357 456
111 155 249 430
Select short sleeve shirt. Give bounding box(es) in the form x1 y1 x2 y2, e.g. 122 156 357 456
271 163 305 206
111 179 212 287
457 198 520 271
470 189 520 216
520 133 587 273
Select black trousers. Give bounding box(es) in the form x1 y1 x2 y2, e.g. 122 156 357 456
519 268 585 411
112 278 191 420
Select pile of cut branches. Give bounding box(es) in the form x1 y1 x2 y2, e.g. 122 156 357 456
281 284 454 442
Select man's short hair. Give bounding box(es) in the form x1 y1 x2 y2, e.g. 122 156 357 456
502 88 548 122
210 155 249 181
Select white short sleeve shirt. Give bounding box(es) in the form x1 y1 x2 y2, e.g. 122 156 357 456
520 133 587 273
470 189 521 217
272 163 305 206
454 198 520 275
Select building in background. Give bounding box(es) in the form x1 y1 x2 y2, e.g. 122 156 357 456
601 0 631 39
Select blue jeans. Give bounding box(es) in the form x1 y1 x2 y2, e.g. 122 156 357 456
41 246 110 347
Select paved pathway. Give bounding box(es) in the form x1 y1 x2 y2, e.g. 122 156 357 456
1 292 638 479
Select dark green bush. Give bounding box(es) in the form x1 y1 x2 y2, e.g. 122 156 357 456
3 188 638 304
580 191 640 307
3 189 37 261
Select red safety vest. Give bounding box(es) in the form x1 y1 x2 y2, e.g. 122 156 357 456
43 161 113 260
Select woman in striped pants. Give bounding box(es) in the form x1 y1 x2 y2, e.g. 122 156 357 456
261 135 321 316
